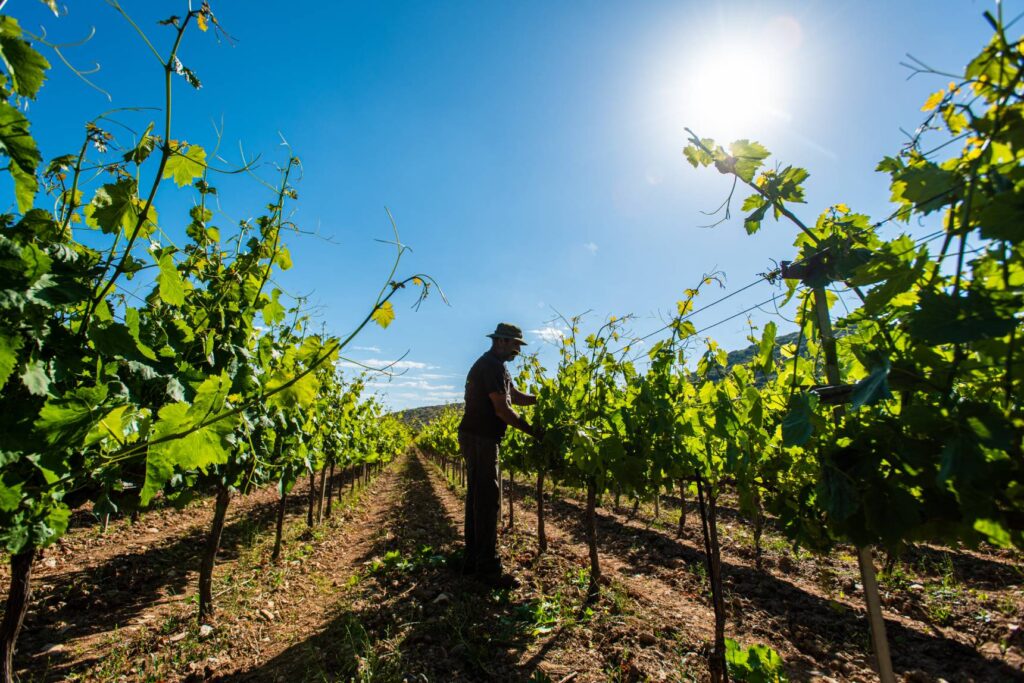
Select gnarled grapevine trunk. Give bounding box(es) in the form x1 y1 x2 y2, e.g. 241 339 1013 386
536 470 547 553
0 547 36 683
696 477 727 683
272 490 287 562
677 479 687 537
585 478 602 599
316 462 328 524
306 470 315 527
752 487 764 570
326 461 336 518
199 486 231 623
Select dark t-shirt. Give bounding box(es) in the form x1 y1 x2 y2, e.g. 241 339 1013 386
459 350 512 439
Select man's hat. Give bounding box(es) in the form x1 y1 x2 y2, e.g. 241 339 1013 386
487 322 527 345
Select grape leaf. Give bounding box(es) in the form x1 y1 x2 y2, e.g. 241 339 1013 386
141 401 235 505
372 301 395 329
157 253 185 306
162 144 206 187
0 101 40 211
0 17 50 99
0 331 22 392
20 359 49 396
35 385 109 447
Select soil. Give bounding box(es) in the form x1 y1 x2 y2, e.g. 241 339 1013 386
2 450 1021 682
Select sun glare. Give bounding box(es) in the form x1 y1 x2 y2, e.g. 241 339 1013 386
651 16 801 143
686 49 789 138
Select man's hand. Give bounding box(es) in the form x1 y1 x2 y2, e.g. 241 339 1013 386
489 391 533 437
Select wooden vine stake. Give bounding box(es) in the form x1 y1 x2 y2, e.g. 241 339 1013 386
811 286 894 683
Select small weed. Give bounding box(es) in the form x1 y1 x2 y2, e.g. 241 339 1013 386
878 561 912 592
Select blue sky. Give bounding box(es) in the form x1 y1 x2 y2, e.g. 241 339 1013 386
10 0 1014 410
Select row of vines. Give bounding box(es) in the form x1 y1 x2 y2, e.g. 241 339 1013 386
0 3 426 680
418 9 1022 683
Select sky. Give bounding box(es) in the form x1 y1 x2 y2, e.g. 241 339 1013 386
7 0 1016 410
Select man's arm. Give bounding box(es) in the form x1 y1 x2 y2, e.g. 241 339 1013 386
489 391 534 436
509 385 537 407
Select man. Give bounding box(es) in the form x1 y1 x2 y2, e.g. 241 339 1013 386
459 322 537 589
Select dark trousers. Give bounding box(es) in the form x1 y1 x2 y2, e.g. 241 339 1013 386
459 431 501 575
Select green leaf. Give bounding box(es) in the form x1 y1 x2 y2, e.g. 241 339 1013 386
162 143 206 187
0 476 22 512
266 371 319 410
744 202 770 235
261 288 286 326
728 139 770 182
890 161 957 215
274 246 292 270
156 253 185 306
20 359 49 396
88 318 158 363
683 143 713 168
908 290 1017 344
35 385 109 447
821 463 859 523
782 392 816 447
0 101 40 211
141 401 235 505
756 321 777 369
123 122 157 164
973 518 1012 548
0 331 22 391
0 18 50 99
189 373 230 421
850 362 892 410
88 179 138 235
372 301 395 329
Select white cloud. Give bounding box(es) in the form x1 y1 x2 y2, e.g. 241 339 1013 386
337 359 436 371
530 326 566 343
351 345 381 353
418 373 454 380
366 379 457 391
584 241 598 254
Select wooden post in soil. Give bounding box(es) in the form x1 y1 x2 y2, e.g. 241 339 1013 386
199 486 231 623
696 476 727 683
0 547 36 683
654 485 660 519
326 461 336 518
536 470 547 553
811 286 895 683
677 479 687 538
350 465 356 493
585 477 602 599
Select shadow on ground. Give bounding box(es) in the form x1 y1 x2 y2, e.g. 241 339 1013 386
18 470 364 680
220 453 556 682
533 488 1023 681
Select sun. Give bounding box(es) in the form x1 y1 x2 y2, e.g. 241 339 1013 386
684 48 789 139
648 16 801 144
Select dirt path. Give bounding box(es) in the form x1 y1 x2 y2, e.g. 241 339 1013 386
15 462 394 681
11 449 1022 681
504 476 1024 682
